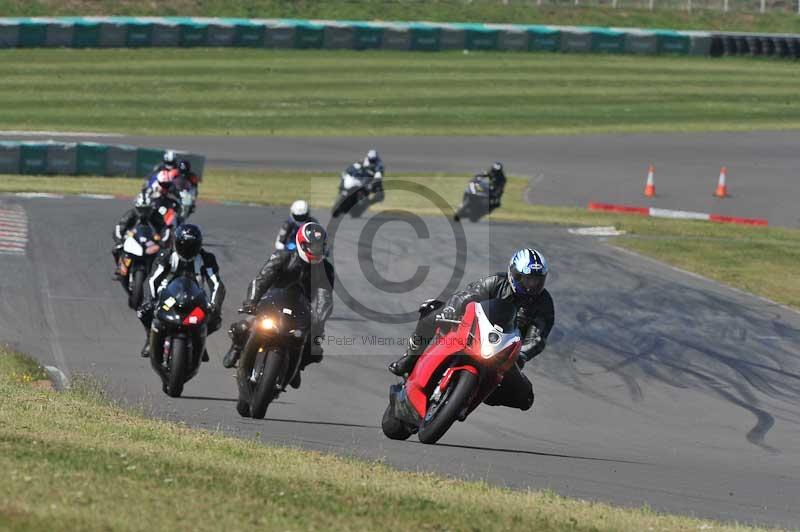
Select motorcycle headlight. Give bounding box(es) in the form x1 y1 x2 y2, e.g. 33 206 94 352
259 317 276 331
480 343 495 359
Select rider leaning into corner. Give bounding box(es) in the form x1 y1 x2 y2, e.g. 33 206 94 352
274 200 318 250
223 222 335 389
346 148 385 201
388 248 554 411
136 224 226 360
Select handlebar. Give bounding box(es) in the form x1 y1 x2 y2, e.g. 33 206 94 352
435 318 461 325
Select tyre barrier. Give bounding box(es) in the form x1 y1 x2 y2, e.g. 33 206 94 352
0 16 710 56
710 31 800 59
0 141 204 178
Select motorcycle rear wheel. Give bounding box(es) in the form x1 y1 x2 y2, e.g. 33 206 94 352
417 371 478 445
166 337 187 398
250 349 283 419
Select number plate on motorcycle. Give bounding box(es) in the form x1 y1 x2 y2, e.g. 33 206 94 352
162 296 176 311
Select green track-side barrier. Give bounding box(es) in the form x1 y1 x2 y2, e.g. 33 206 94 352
178 19 209 47
0 19 19 48
656 30 690 55
684 31 712 56
382 23 411 50
439 24 465 50
265 22 295 48
106 145 138 177
136 148 163 178
0 142 21 174
590 27 625 53
323 22 354 49
410 24 441 51
19 143 48 175
202 18 236 47
462 24 499 51
560 27 592 53
294 21 324 49
18 19 47 48
76 143 108 175
622 28 658 54
71 19 101 48
528 26 560 52
125 19 153 47
353 23 383 50
95 17 127 47
232 19 265 47
494 25 528 51
46 143 77 175
44 19 74 47
149 19 180 47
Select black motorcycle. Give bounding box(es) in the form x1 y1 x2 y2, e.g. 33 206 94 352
149 275 209 398
454 175 495 223
119 222 162 309
331 167 383 218
236 287 310 419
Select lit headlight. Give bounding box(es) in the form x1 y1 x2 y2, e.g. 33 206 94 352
259 317 276 331
480 343 495 359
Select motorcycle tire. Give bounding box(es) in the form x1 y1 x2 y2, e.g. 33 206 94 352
417 370 478 445
250 349 283 419
166 337 187 398
128 268 145 310
381 404 412 441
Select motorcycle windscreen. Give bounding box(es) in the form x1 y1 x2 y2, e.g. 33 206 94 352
476 298 516 333
160 276 208 312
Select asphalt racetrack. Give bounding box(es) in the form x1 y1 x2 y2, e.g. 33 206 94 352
3 194 800 528
3 131 798 227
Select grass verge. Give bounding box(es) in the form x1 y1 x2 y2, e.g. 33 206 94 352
3 49 800 136
4 0 800 33
2 171 798 310
0 347 767 531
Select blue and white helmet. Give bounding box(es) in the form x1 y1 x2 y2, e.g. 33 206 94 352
508 248 548 297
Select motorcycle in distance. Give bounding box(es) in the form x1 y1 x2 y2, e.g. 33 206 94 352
118 222 163 309
331 166 382 218
382 299 522 444
236 287 311 419
454 174 495 223
149 275 209 398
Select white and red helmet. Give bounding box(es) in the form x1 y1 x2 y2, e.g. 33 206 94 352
295 222 326 264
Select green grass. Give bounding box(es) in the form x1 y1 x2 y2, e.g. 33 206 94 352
5 0 800 33
0 347 769 531
4 49 800 136
3 171 799 309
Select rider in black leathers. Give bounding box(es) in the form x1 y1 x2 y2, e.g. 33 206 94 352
111 192 171 276
482 161 506 208
222 222 335 389
137 224 226 359
388 248 554 411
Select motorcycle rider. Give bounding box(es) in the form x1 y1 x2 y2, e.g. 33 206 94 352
111 191 171 276
173 159 200 217
388 248 554 411
274 200 317 251
222 222 335 389
482 161 506 208
137 224 226 360
360 149 385 202
144 151 180 199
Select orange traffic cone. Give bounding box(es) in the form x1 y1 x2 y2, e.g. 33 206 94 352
643 164 656 197
714 166 729 198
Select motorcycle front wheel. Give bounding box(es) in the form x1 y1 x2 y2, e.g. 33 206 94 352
166 337 187 398
417 370 478 445
250 349 284 420
128 268 145 309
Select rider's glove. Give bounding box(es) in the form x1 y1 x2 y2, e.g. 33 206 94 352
240 300 257 315
436 306 458 322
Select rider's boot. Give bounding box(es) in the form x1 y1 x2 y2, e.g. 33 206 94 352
222 321 249 369
222 345 241 369
202 349 210 362
388 337 423 377
140 338 151 358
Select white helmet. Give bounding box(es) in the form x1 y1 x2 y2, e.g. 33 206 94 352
163 150 176 167
365 149 378 166
290 200 309 223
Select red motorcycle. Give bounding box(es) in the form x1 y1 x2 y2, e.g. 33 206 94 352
382 299 522 444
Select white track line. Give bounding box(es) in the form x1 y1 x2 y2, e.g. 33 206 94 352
0 205 27 255
0 130 123 137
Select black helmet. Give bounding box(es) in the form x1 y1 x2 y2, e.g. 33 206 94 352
174 224 202 262
508 248 548 297
489 161 504 179
295 222 326 264
134 191 153 218
178 159 191 175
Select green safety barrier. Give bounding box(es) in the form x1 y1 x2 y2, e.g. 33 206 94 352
528 26 560 52
19 142 48 174
0 16 727 58
76 143 108 175
0 142 21 173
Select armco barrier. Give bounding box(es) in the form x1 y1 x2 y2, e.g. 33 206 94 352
0 141 204 178
0 16 798 59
